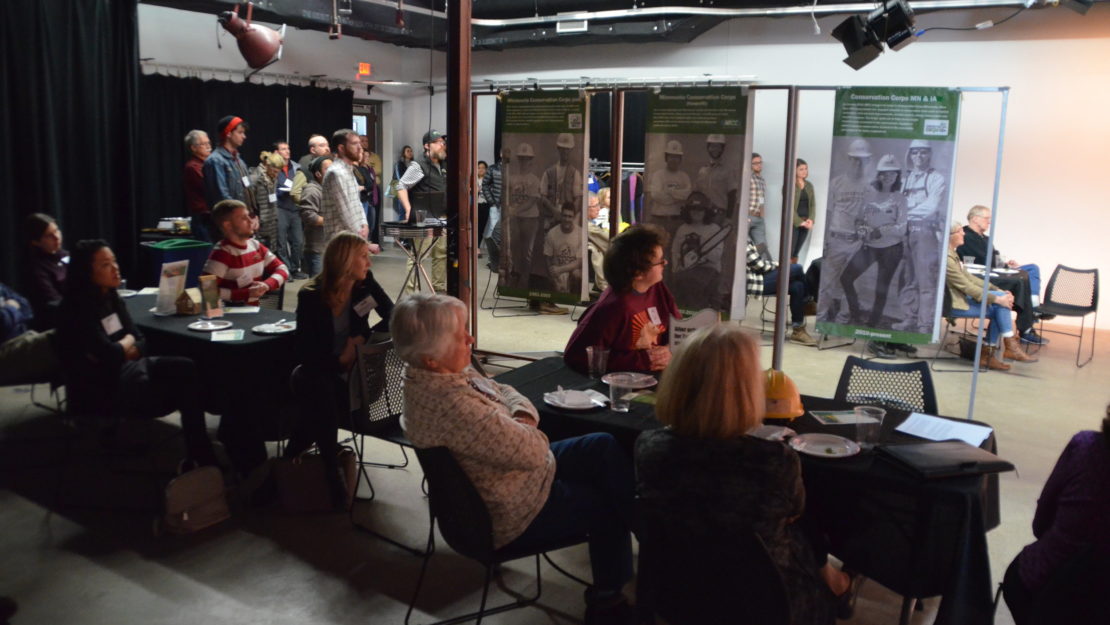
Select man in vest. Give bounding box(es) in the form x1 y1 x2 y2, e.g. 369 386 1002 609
396 129 448 293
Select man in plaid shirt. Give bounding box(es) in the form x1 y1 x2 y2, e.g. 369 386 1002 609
748 153 771 260
745 239 816 346
322 128 374 248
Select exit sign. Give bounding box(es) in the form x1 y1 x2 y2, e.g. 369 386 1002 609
357 62 372 76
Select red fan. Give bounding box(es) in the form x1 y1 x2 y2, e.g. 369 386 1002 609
218 3 285 71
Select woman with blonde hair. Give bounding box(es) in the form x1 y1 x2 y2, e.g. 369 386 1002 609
284 232 393 510
636 324 854 624
252 150 286 246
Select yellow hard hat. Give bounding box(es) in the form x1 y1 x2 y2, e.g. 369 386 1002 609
765 369 804 420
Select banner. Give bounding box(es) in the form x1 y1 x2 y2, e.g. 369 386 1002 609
643 87 750 318
816 86 960 344
498 90 589 305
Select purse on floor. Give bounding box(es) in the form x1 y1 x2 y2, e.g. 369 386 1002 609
272 446 358 513
162 462 230 534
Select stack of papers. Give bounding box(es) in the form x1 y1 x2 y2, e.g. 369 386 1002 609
895 413 993 447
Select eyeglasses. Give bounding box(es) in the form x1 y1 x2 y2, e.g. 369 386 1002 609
650 258 668 267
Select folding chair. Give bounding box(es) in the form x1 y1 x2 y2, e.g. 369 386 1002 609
835 355 939 415
1036 265 1098 367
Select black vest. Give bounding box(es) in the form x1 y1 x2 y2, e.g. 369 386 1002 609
411 157 447 219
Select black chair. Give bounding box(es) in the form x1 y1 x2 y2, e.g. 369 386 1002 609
407 446 590 625
635 497 790 625
931 289 987 373
835 355 939 415
257 282 285 310
1036 265 1099 368
995 547 1110 625
344 337 424 555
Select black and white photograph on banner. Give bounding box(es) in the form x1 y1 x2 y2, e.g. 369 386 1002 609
497 130 588 304
817 136 954 338
644 132 744 313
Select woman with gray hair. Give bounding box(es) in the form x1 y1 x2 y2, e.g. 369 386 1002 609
392 293 637 623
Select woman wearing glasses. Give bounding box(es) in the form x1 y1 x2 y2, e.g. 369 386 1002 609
564 224 680 373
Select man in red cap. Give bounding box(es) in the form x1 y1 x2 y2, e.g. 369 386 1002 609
203 115 258 220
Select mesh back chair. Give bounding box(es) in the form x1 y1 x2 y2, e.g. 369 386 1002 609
835 355 939 415
257 282 286 310
344 337 424 554
407 446 590 625
1037 265 1099 367
635 498 790 625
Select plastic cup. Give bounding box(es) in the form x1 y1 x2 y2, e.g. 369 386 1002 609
586 346 609 379
853 405 886 449
608 373 637 413
962 256 975 266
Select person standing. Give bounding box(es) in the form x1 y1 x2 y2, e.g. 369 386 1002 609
292 134 330 203
897 140 948 334
297 156 332 277
183 130 214 241
321 128 373 246
395 130 449 293
477 160 491 255
202 115 257 219
694 134 738 217
251 150 285 249
748 152 770 260
272 141 306 279
646 139 692 230
792 158 817 263
818 140 872 325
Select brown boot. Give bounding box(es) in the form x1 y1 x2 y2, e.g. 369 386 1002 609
984 346 1011 371
1003 336 1038 363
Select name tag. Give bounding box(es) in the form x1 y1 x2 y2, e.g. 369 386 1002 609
647 306 662 326
468 376 499 401
241 175 251 188
101 313 123 336
353 294 377 317
268 193 278 204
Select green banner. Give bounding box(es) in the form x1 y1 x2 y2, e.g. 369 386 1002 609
503 90 587 135
833 87 959 141
648 88 747 135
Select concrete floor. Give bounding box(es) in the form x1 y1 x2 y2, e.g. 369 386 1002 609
2 244 1106 624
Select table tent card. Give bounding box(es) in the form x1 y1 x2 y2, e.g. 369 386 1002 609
669 308 720 349
154 259 189 315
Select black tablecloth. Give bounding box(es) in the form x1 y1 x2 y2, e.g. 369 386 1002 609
495 357 1002 625
124 294 297 432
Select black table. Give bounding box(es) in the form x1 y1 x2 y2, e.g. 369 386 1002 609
124 294 297 428
495 357 1002 625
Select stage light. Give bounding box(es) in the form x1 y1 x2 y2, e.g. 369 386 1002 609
217 3 285 71
831 0 917 70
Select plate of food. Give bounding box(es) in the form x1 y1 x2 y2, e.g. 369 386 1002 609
187 319 233 332
543 388 607 410
252 321 297 334
789 433 860 458
601 372 657 389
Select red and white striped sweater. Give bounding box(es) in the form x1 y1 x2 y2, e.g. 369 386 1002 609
203 238 288 304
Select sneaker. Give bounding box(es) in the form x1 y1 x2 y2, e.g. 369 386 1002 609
891 343 918 357
867 341 896 359
530 301 568 315
1021 330 1049 345
789 326 818 346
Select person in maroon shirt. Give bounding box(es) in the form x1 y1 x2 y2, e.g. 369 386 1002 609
183 129 213 241
1002 407 1110 624
564 224 680 373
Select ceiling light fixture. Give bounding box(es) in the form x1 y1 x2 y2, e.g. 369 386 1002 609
831 0 916 70
217 3 285 73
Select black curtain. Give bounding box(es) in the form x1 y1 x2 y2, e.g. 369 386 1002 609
586 91 647 165
287 84 354 160
0 0 140 285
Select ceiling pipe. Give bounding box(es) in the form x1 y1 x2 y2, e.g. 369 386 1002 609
359 0 1033 25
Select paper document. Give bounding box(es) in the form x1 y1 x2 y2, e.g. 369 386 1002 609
225 306 261 314
810 410 879 425
138 287 160 295
895 412 993 447
211 330 244 342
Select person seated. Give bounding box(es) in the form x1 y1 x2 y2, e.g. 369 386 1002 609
585 191 610 293
392 293 637 623
543 203 583 295
745 238 817 346
0 281 59 386
285 232 393 510
56 240 216 465
1001 405 1110 625
203 199 289 305
635 324 857 624
564 224 679 374
946 221 1035 371
956 205 1047 345
22 213 67 331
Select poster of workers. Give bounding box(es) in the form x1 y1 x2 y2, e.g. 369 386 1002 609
816 86 960 344
643 87 751 318
497 90 590 306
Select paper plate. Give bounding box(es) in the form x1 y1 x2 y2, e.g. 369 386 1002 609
789 433 861 458
187 319 233 332
750 425 797 442
601 372 657 389
252 321 297 334
543 389 607 410
117 289 138 298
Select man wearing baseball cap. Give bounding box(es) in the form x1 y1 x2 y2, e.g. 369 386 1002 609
203 115 258 218
646 139 692 226
396 129 448 292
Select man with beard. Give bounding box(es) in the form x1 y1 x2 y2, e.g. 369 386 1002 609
396 129 449 293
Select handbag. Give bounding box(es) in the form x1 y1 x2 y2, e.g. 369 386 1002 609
162 462 230 534
272 446 358 513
